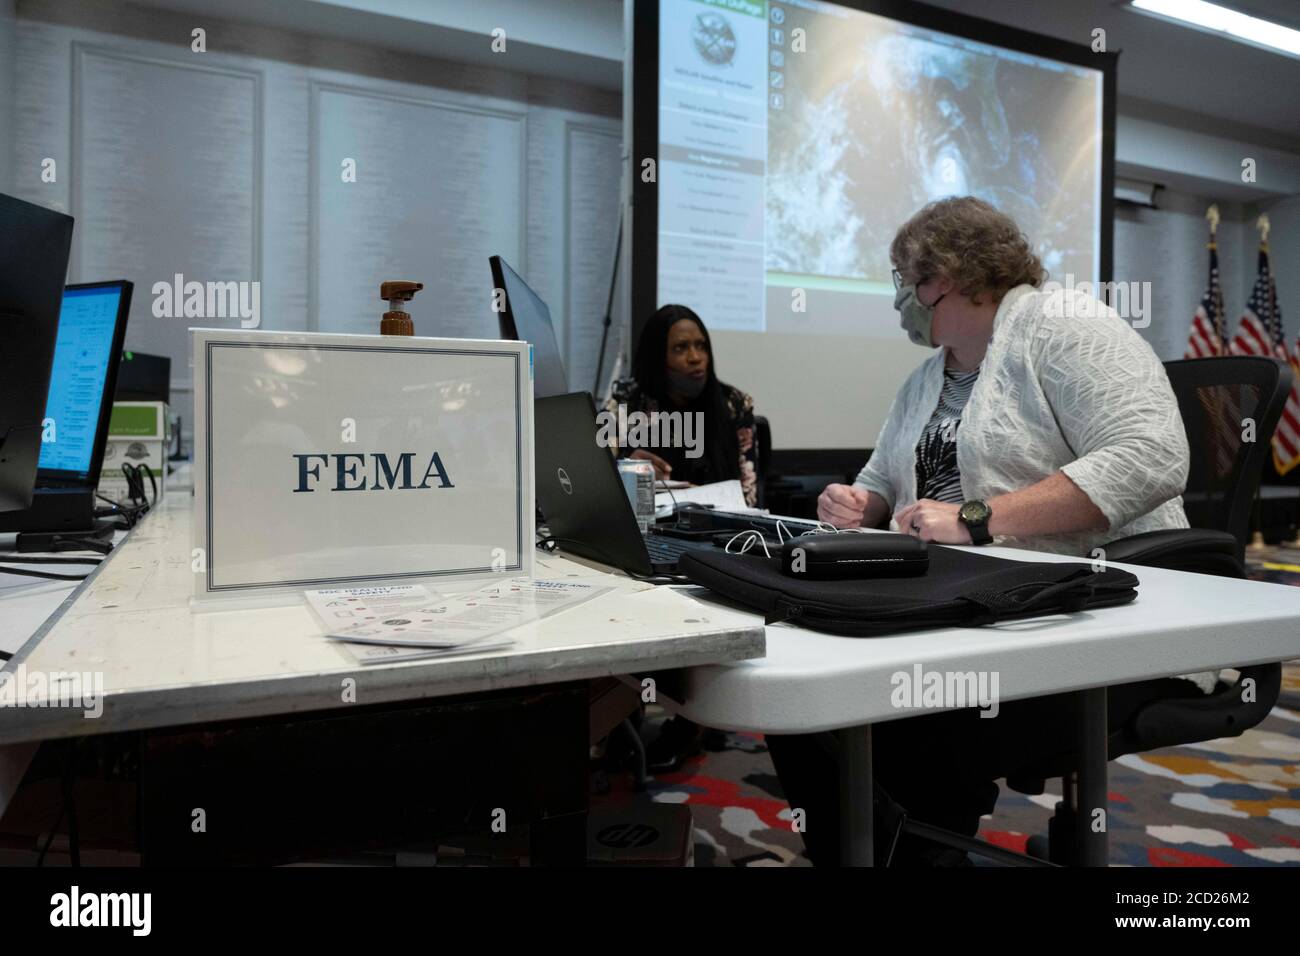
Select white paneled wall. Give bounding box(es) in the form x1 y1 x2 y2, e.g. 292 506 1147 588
73 44 263 365
311 82 527 338
10 0 621 442
1113 189 1249 362
0 0 16 192
564 122 622 394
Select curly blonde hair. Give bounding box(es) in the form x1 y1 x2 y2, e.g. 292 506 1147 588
890 197 1045 305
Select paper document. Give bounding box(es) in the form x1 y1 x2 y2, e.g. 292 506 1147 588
340 637 519 666
654 479 752 514
305 579 614 663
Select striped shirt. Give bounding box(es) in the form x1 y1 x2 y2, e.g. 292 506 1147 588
914 366 980 503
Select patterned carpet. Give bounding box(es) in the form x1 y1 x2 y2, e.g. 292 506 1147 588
594 545 1300 867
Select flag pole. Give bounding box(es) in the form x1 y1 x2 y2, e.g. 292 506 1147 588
1250 213 1270 550
1206 204 1225 354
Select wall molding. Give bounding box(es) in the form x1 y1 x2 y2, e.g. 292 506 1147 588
70 41 264 392
307 78 529 333
562 117 620 394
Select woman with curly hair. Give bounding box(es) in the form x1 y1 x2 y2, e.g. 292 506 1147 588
770 196 1200 866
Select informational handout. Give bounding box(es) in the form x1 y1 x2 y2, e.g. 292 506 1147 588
304 579 614 664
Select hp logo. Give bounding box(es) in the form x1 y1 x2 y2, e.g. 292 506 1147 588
557 467 573 495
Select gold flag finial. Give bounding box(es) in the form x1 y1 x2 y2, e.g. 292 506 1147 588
1206 204 1221 235
1257 213 1271 243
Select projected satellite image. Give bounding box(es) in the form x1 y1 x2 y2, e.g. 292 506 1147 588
766 12 1101 286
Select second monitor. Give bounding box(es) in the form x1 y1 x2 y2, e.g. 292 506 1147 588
0 193 75 512
490 255 569 399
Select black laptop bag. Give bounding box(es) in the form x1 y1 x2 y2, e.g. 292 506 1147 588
677 543 1139 636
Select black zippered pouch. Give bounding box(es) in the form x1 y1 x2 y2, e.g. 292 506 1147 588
678 543 1138 636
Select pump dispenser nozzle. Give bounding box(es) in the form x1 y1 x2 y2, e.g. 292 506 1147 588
380 280 423 336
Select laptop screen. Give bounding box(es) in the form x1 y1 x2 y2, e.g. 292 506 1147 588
491 256 570 399
38 284 127 481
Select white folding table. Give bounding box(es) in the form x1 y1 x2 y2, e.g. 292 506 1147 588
668 537 1300 865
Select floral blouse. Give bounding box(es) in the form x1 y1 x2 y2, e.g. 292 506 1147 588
605 378 759 507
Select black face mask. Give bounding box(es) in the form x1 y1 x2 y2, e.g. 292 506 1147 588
667 368 707 399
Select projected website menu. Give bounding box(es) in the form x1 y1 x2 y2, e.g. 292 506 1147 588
39 288 121 476
658 0 768 331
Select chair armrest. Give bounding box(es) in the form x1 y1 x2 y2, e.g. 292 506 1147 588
1099 529 1244 578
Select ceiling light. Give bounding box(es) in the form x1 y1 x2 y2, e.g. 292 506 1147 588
1130 0 1300 59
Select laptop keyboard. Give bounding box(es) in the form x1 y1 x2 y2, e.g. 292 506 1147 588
642 534 713 565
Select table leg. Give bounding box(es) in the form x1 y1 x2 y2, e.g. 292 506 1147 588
837 724 873 867
1074 687 1109 867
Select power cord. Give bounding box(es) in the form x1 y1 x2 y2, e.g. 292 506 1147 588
94 497 147 531
0 555 104 564
0 552 105 582
0 563 99 581
120 462 156 509
95 462 157 530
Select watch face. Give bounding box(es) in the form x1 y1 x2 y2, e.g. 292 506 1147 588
960 500 991 524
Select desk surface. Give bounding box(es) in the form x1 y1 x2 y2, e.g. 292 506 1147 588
676 541 1300 734
0 491 765 746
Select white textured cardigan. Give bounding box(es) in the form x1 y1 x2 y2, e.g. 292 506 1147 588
854 283 1191 556
854 284 1217 690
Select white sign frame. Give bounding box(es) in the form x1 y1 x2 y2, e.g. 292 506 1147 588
192 328 534 601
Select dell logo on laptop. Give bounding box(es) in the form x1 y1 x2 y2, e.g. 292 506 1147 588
557 467 573 495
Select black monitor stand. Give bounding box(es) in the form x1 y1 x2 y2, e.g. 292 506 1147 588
6 521 115 555
0 486 94 530
0 501 113 554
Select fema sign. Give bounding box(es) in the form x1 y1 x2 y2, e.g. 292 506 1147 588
191 329 534 598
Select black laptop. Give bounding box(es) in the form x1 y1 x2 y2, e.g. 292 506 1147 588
534 392 726 575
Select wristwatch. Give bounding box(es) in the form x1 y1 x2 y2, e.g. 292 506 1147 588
958 499 993 545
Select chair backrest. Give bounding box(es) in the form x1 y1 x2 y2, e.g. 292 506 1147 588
1163 357 1293 550
753 414 772 508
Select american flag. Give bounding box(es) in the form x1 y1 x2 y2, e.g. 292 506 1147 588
1229 246 1289 362
1234 244 1300 475
1279 335 1300 476
1184 241 1226 358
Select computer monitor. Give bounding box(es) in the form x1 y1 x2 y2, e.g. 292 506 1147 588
489 255 570 399
38 281 134 486
116 350 171 405
0 193 74 513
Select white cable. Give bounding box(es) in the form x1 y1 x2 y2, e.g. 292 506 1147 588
724 529 771 559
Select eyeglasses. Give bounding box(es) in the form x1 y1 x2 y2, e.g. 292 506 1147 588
892 268 904 291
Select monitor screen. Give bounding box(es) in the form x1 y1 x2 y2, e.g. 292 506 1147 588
0 192 74 512
492 256 570 399
39 284 126 479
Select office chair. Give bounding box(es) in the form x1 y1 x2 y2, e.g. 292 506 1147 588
1003 356 1293 864
753 415 771 509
